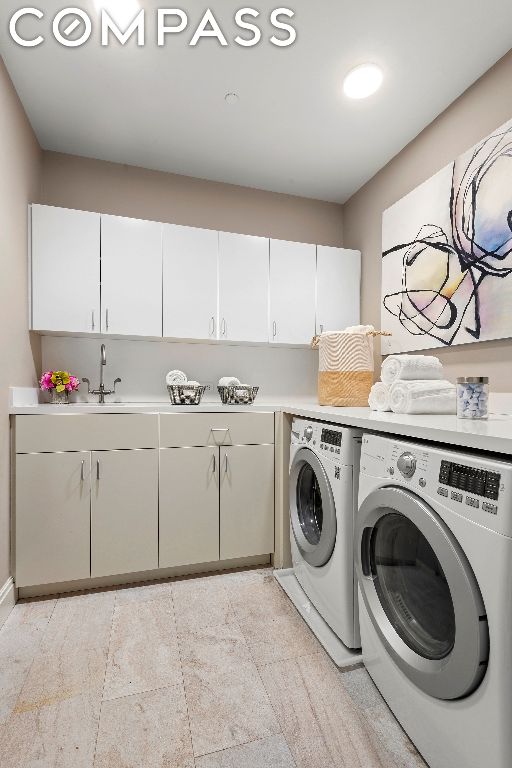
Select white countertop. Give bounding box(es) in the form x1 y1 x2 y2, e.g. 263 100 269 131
10 397 512 457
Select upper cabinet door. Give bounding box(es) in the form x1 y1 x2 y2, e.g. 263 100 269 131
163 224 218 340
316 246 361 333
269 239 316 344
31 205 100 333
101 215 162 337
218 232 269 343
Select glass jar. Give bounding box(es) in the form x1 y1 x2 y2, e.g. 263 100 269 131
456 377 489 420
49 388 70 405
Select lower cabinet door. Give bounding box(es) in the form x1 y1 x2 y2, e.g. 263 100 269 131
220 444 275 560
159 447 219 568
91 449 158 578
16 452 91 587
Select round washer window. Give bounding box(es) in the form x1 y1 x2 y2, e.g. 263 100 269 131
370 512 456 660
296 462 323 546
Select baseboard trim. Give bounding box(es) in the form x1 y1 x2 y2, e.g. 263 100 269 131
0 577 16 629
17 554 272 599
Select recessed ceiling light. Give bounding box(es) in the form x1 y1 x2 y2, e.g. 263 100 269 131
225 93 239 105
343 63 383 100
94 0 140 26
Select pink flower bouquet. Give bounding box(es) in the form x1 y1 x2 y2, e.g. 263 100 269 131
40 371 80 393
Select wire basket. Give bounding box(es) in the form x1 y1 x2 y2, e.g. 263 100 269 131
167 384 208 405
218 385 259 405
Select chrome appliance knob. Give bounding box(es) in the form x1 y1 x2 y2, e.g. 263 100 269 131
397 452 417 479
304 426 313 442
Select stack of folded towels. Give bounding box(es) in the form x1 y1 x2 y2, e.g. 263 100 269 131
166 370 200 388
369 355 456 415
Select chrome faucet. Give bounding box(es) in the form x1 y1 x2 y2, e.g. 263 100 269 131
82 344 121 404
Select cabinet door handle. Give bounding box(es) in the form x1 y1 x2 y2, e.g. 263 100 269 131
81 460 85 481
224 453 228 473
272 321 277 338
96 459 100 480
212 454 216 474
91 310 95 331
221 318 226 337
210 316 215 336
105 309 109 332
320 324 324 334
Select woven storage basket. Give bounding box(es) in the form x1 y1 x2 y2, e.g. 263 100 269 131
314 329 387 407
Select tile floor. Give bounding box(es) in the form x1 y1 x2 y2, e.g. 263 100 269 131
0 568 427 767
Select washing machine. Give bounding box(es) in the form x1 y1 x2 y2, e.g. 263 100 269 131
289 417 362 650
355 432 512 768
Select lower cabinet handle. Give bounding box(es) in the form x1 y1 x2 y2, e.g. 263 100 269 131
213 454 216 474
273 321 277 338
106 308 109 332
81 460 85 481
210 316 215 336
91 310 95 331
97 459 100 480
224 453 228 473
320 324 324 334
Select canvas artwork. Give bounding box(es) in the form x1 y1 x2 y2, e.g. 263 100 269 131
381 118 512 354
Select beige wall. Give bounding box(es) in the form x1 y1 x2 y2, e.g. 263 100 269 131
343 50 512 391
0 58 42 585
41 152 344 246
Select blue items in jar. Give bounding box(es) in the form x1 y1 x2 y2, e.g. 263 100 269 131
457 377 489 419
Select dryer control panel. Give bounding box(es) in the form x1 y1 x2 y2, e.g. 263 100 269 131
439 461 501 501
360 432 512 537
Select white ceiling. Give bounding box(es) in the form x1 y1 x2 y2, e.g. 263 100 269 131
1 0 512 203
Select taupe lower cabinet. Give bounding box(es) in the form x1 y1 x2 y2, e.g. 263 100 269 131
15 448 158 587
15 452 91 587
91 449 158 578
14 412 274 590
159 446 219 568
159 412 275 568
220 445 275 560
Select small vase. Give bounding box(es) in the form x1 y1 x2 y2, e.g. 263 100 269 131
49 388 70 405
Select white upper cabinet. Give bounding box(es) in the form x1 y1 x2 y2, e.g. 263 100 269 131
31 205 100 333
316 246 361 333
269 239 316 345
30 205 362 345
218 232 269 342
163 224 218 340
101 215 162 337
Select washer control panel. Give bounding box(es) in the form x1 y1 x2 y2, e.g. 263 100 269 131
291 418 361 466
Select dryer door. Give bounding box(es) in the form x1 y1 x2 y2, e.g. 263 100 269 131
289 448 337 567
356 486 489 700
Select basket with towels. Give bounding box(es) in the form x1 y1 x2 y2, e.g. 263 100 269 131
314 325 389 407
217 377 259 405
369 354 456 415
166 370 207 405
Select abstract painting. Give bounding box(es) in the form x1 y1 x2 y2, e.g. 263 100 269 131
381 118 512 354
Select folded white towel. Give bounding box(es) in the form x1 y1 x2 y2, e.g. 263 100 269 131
381 354 443 385
368 382 391 412
219 376 241 387
185 381 200 388
390 380 456 415
166 370 187 386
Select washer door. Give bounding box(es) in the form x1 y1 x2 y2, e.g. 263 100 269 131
356 486 489 700
289 448 336 567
